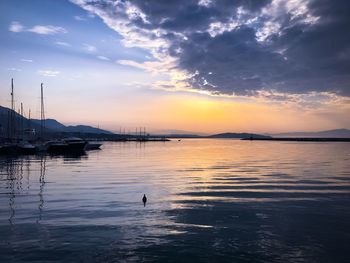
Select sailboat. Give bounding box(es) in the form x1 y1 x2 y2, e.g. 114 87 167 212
0 79 20 155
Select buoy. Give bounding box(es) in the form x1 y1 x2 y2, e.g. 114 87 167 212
142 194 147 207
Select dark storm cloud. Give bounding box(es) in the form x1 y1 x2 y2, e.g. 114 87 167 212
175 27 287 95
75 0 350 96
130 0 270 30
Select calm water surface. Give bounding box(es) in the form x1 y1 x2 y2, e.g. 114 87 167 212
1 139 350 262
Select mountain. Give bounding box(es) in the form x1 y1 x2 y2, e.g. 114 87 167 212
65 125 112 134
30 119 112 134
32 119 66 131
153 129 208 136
0 105 113 136
0 106 50 134
155 133 202 138
208 133 272 139
271 129 350 138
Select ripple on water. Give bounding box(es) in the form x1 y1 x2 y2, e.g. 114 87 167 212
1 139 350 262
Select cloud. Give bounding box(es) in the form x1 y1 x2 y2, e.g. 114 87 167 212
28 25 67 35
37 70 60 77
117 58 178 74
55 41 71 47
74 15 87 21
198 0 213 8
83 43 97 52
9 21 67 35
9 21 24 32
117 60 145 69
20 59 33 62
74 13 95 20
72 0 350 99
97 55 110 61
7 67 22 72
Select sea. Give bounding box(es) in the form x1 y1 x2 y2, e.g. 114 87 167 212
1 139 350 262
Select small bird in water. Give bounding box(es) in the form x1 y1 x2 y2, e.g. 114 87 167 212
142 194 147 207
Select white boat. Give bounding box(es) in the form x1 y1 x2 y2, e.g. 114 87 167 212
85 142 102 150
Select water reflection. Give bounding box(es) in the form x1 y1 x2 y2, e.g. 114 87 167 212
2 158 25 225
0 140 350 262
0 153 86 225
38 156 46 222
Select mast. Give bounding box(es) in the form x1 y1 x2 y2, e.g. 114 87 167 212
11 78 14 112
7 110 10 139
28 109 31 128
40 83 45 139
10 78 15 140
21 102 24 140
17 108 20 140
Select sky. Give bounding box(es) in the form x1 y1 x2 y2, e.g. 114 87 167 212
0 0 349 134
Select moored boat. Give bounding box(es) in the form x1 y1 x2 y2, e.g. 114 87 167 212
0 143 20 155
85 142 102 150
45 140 69 154
63 137 87 152
18 142 36 154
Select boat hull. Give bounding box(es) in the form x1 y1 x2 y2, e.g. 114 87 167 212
66 142 87 152
0 144 20 155
19 146 36 155
46 143 69 154
85 143 102 150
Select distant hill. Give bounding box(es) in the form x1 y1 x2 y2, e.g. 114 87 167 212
271 129 350 138
152 132 271 139
35 119 66 130
155 133 202 138
208 133 272 139
31 119 112 134
0 106 50 134
0 105 113 136
153 129 209 136
65 125 112 134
